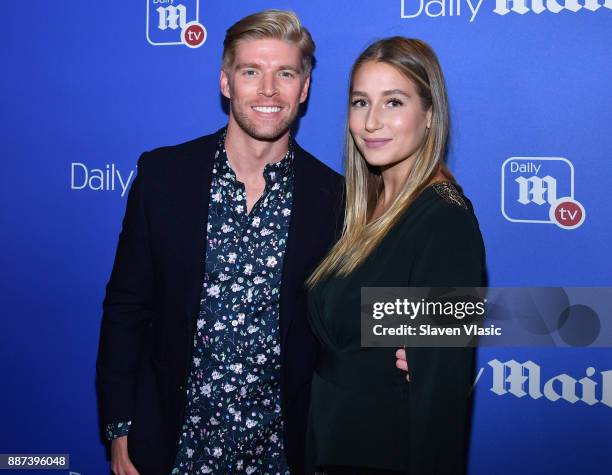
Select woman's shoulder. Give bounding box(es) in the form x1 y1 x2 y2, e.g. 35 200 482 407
408 181 477 226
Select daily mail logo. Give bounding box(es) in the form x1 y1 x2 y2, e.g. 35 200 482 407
146 0 206 48
501 157 586 229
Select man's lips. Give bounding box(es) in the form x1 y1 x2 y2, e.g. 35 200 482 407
363 138 392 149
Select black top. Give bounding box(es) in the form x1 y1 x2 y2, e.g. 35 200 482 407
306 182 486 474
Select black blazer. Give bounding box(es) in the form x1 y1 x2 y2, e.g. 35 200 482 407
96 128 343 474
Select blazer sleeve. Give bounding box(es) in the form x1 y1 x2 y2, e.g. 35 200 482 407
406 204 485 475
96 153 156 428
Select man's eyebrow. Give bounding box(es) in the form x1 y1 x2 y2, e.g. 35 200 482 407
234 62 260 70
278 65 301 73
234 63 301 73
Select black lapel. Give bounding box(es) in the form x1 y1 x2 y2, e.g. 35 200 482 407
278 144 311 348
182 130 223 340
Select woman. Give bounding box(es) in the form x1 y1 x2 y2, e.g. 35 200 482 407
306 38 486 474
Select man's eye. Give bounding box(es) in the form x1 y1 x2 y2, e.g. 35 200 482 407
280 71 295 78
350 99 367 108
244 70 257 76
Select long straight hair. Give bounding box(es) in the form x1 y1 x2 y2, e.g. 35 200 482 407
308 37 453 287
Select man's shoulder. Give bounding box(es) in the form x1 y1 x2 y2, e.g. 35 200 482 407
293 141 343 190
138 128 223 169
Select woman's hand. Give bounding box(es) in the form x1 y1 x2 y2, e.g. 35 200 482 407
395 348 410 382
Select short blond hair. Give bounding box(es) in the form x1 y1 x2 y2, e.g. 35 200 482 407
222 9 315 75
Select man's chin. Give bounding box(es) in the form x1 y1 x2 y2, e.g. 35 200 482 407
233 114 294 142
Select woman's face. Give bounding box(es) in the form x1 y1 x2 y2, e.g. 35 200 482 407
349 61 431 172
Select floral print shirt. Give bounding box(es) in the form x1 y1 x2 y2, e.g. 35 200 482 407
170 135 294 475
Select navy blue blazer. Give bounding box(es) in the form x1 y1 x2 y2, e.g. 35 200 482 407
96 128 343 474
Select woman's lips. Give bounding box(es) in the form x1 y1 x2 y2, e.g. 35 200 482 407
363 138 392 149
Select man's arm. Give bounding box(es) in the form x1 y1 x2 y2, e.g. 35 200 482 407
96 153 156 470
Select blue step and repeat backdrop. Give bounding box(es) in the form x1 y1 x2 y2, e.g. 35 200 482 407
1 1 611 474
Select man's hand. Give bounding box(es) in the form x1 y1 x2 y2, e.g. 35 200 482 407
395 348 410 382
111 436 140 475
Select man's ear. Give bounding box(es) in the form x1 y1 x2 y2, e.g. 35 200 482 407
220 69 231 99
299 74 311 104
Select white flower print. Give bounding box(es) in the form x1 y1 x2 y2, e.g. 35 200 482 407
173 143 294 474
206 285 220 298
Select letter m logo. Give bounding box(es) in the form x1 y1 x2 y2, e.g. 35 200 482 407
146 0 200 46
157 5 187 31
501 157 574 224
515 175 557 205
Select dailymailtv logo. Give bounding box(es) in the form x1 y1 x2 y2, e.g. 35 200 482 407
146 0 206 48
501 157 586 229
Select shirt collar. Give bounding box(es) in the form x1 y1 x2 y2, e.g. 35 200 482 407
214 127 294 186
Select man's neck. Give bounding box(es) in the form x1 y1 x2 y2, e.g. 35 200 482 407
224 119 290 184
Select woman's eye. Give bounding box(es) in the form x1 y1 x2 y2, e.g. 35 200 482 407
350 99 367 108
387 99 403 107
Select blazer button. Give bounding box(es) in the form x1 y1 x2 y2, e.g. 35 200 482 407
178 385 184 391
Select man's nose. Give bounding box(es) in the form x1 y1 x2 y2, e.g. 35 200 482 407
258 73 279 97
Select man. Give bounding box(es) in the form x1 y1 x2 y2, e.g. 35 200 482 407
97 9 410 475
97 10 343 475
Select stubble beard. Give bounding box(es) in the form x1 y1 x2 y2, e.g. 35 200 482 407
231 101 297 142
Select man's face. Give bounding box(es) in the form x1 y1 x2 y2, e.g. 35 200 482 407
221 38 310 142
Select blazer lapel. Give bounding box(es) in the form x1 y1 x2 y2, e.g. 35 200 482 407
181 132 221 340
279 146 311 348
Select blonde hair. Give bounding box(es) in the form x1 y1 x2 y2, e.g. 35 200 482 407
308 37 454 287
222 9 315 75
